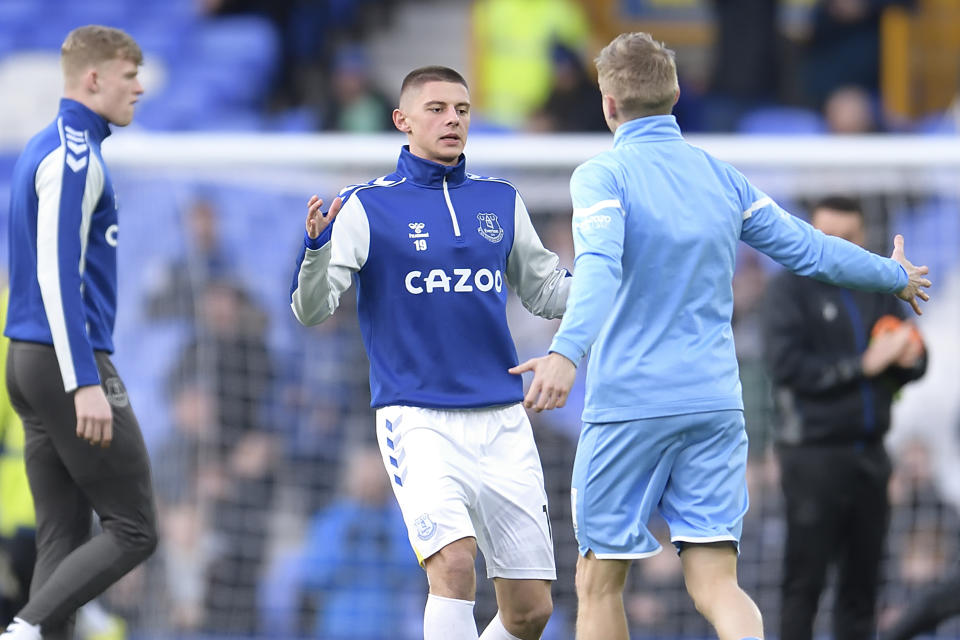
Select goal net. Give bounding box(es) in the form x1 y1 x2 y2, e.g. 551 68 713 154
4 131 958 639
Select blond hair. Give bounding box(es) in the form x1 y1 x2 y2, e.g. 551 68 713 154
595 32 678 119
61 25 142 78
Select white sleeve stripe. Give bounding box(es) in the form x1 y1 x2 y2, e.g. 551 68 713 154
36 119 76 391
573 199 622 218
78 143 104 281
742 196 773 220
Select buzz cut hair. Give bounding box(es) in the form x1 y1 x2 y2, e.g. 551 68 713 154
399 66 468 98
595 32 679 119
61 25 142 78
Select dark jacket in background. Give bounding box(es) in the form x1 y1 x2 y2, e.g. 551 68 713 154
763 270 926 446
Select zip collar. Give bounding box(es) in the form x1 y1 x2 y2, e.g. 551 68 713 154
395 145 467 188
613 115 683 147
59 98 111 143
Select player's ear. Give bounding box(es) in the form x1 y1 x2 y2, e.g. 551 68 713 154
602 94 618 122
84 67 99 94
393 108 410 133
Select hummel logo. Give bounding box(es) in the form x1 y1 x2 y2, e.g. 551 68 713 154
408 222 429 239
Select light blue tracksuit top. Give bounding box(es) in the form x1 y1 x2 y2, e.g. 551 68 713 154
549 116 908 424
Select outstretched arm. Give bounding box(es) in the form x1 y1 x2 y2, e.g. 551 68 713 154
737 179 931 314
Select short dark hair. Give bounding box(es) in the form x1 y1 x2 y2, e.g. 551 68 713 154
812 195 863 217
400 66 468 97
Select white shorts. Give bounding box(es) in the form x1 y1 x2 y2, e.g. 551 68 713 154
376 403 556 580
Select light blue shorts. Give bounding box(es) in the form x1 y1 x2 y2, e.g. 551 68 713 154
571 410 749 559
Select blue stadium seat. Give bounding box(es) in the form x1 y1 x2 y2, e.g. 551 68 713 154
737 106 827 135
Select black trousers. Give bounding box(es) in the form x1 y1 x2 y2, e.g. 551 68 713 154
5 341 158 639
778 442 891 640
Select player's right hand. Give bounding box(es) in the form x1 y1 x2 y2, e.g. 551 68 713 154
305 195 342 240
74 384 113 447
890 234 931 315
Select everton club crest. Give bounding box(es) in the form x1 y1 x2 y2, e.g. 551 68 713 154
477 212 504 243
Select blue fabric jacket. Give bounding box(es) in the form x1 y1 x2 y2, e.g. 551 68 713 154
291 146 570 408
549 115 907 423
5 99 118 391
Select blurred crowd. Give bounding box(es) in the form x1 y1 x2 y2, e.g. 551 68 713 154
1 0 960 638
0 0 958 139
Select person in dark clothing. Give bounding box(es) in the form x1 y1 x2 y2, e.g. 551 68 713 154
528 43 607 133
763 195 928 640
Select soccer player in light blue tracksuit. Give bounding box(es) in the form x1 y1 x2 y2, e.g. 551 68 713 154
511 33 932 640
290 67 571 640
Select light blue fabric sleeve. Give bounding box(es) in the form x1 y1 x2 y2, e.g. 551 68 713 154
735 174 907 294
549 161 626 364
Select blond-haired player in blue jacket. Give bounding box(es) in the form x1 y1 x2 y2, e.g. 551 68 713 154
512 32 931 640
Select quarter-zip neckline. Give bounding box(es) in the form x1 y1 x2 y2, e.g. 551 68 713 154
442 176 462 238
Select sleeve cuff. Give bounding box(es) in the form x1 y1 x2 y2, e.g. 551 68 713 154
549 335 584 367
304 224 333 251
892 263 908 293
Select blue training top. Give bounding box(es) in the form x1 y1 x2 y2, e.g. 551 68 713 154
5 98 120 392
291 146 571 409
549 115 907 423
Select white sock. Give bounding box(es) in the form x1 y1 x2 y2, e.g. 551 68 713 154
479 612 523 640
424 593 479 640
1 618 41 640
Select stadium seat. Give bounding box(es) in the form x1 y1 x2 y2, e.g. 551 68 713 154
737 106 828 135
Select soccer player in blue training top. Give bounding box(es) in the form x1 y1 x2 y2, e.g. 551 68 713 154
290 66 571 640
2 25 158 640
510 32 931 640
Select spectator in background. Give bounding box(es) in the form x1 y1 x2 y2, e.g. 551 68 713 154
319 45 393 132
763 196 928 640
528 43 606 133
802 0 914 109
144 196 231 322
169 279 278 635
880 437 960 640
274 300 372 515
0 289 34 628
824 85 880 133
471 0 591 128
704 0 783 131
732 249 775 455
260 446 425 640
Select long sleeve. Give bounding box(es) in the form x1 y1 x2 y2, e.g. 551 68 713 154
736 176 907 294
505 191 571 319
290 196 370 326
548 162 625 364
35 124 105 392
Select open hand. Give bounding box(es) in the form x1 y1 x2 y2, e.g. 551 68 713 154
306 195 343 240
890 234 931 315
509 352 577 412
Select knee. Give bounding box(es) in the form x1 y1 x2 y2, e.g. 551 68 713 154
575 554 629 600
501 596 553 637
426 543 476 599
111 518 159 561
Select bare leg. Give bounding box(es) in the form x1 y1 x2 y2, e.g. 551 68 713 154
482 578 552 640
574 552 630 640
681 542 763 640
